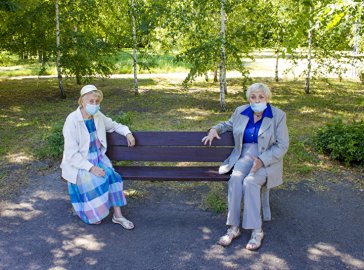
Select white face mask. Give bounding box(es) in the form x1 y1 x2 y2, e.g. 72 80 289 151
250 102 267 113
85 104 100 115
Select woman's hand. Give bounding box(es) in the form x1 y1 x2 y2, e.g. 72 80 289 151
90 166 106 177
126 133 136 147
250 157 263 174
202 129 221 146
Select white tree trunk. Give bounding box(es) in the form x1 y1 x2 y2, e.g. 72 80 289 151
219 0 227 111
55 0 65 98
352 20 359 79
131 0 138 95
275 48 279 82
305 6 313 94
274 31 280 82
214 69 218 82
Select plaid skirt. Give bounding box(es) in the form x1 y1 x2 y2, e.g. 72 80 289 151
68 118 127 224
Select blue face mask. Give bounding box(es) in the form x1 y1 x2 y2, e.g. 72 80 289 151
85 104 100 115
250 102 267 113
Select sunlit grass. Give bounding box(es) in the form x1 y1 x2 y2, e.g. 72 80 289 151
0 53 191 77
0 76 363 199
0 63 55 77
113 52 191 74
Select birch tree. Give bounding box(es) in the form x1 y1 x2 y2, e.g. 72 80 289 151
219 0 227 110
267 0 300 82
305 5 313 94
131 0 138 95
55 0 65 98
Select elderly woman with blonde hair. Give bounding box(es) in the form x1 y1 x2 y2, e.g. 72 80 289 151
61 85 135 229
202 83 289 250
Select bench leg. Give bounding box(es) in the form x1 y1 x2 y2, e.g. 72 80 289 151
261 186 271 221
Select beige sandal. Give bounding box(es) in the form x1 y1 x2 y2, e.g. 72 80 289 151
112 215 135 230
218 227 241 246
246 230 264 251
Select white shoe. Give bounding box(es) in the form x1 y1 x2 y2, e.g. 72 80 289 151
218 227 241 246
112 215 135 230
246 230 264 251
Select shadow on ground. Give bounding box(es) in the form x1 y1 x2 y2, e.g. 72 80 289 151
0 169 363 270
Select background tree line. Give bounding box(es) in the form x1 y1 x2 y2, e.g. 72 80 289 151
0 0 363 108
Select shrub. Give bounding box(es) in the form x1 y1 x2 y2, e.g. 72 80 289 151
37 122 64 159
114 111 133 127
358 66 364 84
359 71 364 84
37 112 132 159
204 191 227 213
315 118 364 165
203 184 227 214
0 51 15 66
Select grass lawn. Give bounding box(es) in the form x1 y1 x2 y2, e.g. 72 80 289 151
0 76 363 206
0 52 191 77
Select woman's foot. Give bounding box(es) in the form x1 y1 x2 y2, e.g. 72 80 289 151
112 215 134 230
218 226 241 246
246 229 264 251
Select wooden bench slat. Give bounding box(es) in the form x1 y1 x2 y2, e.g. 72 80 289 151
114 166 230 181
107 131 234 146
107 131 272 221
107 146 233 162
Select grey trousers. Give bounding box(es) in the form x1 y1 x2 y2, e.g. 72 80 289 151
226 143 267 230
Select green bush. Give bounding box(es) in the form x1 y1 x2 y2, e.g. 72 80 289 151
359 72 364 84
358 66 364 84
203 191 227 214
37 113 132 159
114 111 133 127
37 122 64 159
315 119 364 165
0 51 15 66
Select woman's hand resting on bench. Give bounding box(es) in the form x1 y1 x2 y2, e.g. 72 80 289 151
202 128 221 146
126 133 136 147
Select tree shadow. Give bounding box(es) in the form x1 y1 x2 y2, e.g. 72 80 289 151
0 175 363 269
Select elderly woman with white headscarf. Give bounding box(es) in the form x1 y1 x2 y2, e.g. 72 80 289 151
202 83 289 250
61 85 135 229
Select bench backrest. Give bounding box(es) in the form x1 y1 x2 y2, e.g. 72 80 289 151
106 131 234 162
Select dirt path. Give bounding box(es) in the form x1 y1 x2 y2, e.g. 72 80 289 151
0 166 363 270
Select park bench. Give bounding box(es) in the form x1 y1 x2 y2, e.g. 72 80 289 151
106 131 271 221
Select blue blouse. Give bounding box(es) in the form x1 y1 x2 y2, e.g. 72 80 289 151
241 104 273 143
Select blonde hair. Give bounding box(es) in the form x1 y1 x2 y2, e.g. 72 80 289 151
246 83 272 102
78 90 103 107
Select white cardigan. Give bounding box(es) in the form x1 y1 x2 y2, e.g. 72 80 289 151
60 107 131 184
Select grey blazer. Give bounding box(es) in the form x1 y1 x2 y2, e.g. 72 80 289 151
212 104 289 189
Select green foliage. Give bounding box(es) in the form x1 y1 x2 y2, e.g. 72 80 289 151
358 65 364 84
1 0 363 88
114 52 190 74
169 0 268 85
315 119 364 165
114 111 133 127
204 190 227 214
35 112 133 160
0 0 55 63
0 51 16 65
37 122 64 159
0 0 18 12
61 32 116 84
360 71 364 84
